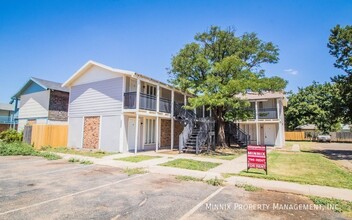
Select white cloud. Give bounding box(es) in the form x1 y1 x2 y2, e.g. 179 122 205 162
284 69 298 75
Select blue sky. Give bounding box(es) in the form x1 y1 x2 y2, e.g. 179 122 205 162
0 0 351 103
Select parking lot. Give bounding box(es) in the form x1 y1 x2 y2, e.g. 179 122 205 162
0 156 344 219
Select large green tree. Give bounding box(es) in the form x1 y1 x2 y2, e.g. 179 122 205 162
169 26 287 147
285 82 342 133
328 24 352 123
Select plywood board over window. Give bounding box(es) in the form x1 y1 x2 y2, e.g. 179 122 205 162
83 116 100 149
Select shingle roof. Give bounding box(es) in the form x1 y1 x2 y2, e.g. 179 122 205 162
12 77 69 99
31 77 69 93
0 103 14 111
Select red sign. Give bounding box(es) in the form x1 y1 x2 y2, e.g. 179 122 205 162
247 145 267 174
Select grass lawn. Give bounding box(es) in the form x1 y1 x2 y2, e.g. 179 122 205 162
200 148 246 160
239 151 352 189
115 155 161 163
160 158 221 171
43 147 116 158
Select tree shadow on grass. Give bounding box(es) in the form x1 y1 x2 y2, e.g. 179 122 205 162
302 149 352 162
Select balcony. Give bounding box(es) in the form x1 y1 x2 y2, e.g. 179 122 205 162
258 108 277 119
124 92 172 113
245 108 278 120
0 116 14 124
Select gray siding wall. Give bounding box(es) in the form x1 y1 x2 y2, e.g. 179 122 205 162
100 116 120 152
67 117 83 148
69 77 123 117
18 90 50 119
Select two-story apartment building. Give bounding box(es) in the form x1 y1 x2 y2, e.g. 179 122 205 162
236 92 286 147
12 77 70 131
0 103 16 132
63 61 286 152
62 61 198 153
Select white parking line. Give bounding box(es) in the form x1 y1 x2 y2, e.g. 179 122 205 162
0 173 149 216
179 187 224 220
0 159 46 166
0 164 95 181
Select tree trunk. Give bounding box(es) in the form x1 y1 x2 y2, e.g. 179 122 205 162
214 107 229 148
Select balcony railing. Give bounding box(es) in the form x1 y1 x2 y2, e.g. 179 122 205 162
258 108 277 119
0 116 14 124
139 93 156 111
245 108 278 120
124 92 171 113
159 97 171 113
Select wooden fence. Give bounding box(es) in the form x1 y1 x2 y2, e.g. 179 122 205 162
285 131 352 142
330 132 352 142
24 124 68 149
285 131 306 141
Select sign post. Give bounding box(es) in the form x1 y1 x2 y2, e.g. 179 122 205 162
247 145 267 175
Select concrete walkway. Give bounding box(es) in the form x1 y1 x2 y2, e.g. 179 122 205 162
55 151 352 202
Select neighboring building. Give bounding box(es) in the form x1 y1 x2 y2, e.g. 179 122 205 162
295 124 317 132
62 61 195 153
0 103 16 132
12 77 70 131
236 92 286 147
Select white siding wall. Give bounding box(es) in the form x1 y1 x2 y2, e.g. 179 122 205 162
69 78 123 117
68 77 123 151
100 116 120 152
18 90 49 119
67 117 83 148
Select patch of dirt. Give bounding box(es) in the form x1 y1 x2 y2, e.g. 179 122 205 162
82 167 121 176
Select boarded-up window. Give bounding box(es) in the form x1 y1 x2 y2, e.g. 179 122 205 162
83 116 100 149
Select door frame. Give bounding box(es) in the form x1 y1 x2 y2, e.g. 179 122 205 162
263 124 276 146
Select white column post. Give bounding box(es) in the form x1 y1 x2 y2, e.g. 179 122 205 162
136 78 141 111
134 114 139 154
276 99 280 119
157 84 160 112
134 78 141 154
202 105 205 118
184 94 187 106
255 101 258 121
256 123 260 145
171 89 175 150
156 116 159 152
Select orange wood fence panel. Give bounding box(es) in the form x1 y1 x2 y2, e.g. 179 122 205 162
285 131 306 141
31 124 68 149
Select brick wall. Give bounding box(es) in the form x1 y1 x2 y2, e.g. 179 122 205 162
160 119 184 147
0 124 11 133
48 90 69 121
83 116 100 149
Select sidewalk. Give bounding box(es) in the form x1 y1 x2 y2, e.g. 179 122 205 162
56 151 352 202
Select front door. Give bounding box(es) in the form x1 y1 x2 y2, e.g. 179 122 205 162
128 118 136 151
264 124 276 146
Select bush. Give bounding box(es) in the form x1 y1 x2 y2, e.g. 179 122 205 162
0 129 23 143
0 141 37 156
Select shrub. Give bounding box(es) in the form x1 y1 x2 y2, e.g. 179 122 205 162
0 141 37 156
40 152 61 160
206 177 224 186
0 129 23 143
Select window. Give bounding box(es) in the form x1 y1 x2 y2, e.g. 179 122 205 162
146 85 156 96
144 119 156 144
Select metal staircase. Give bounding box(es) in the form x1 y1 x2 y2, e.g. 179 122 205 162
225 122 250 147
173 103 250 154
173 103 214 154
